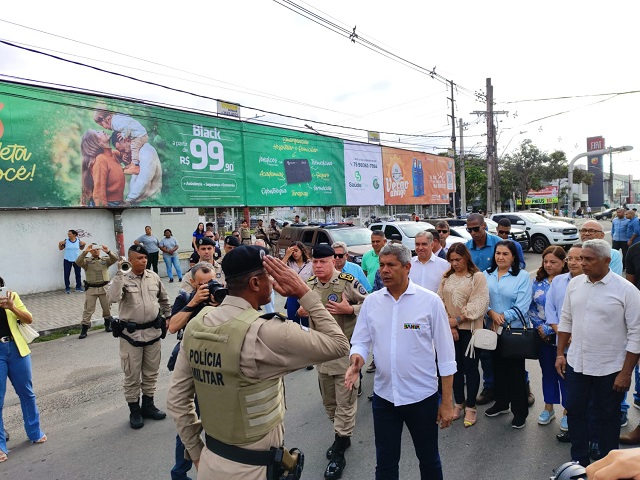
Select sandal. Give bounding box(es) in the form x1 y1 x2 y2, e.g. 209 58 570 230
453 403 465 421
33 435 47 444
464 407 477 427
0 451 6 462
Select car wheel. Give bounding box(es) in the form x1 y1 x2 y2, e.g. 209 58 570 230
531 234 550 254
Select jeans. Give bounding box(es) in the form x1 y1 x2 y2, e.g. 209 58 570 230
565 364 624 467
171 397 200 480
453 330 480 407
635 365 640 403
285 297 308 328
163 255 183 281
539 342 566 407
372 392 442 480
146 252 159 273
0 341 46 454
63 259 82 290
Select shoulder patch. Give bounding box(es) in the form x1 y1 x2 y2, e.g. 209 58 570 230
260 312 288 321
358 284 367 295
307 275 317 283
338 272 355 282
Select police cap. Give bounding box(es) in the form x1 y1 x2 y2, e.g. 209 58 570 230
311 243 334 259
224 235 241 247
197 237 216 248
221 245 269 279
129 244 148 256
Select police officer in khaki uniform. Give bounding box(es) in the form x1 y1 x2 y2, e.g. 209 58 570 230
240 220 252 245
75 243 119 339
298 244 367 480
180 237 225 294
266 219 280 255
167 246 350 480
106 244 172 429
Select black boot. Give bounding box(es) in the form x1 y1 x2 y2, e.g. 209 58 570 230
128 401 144 429
104 316 113 333
79 325 89 339
324 434 350 479
141 395 166 420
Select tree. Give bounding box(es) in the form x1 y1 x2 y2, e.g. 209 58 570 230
499 139 550 208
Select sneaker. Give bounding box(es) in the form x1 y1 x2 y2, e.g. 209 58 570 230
75 287 84 292
358 384 362 397
485 404 510 417
65 288 70 294
169 278 174 283
538 410 556 425
511 415 526 429
476 387 494 406
556 431 571 443
368 393 374 401
560 414 568 432
366 360 376 373
123 164 140 175
621 411 629 427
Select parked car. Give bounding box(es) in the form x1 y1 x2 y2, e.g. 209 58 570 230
524 209 575 224
491 212 579 254
369 221 463 251
594 207 617 220
276 224 372 265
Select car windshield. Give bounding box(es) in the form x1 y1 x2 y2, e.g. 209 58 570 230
485 219 498 229
517 213 547 224
397 223 429 237
330 228 373 246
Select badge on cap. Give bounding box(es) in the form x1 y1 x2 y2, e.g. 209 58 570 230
328 293 339 302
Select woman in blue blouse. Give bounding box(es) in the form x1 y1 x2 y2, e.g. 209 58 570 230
191 222 205 251
483 240 532 429
529 245 569 428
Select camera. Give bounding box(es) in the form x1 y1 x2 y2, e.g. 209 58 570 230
208 280 228 304
91 244 101 250
550 461 586 480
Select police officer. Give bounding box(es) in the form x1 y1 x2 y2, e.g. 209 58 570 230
181 237 225 294
240 220 252 245
255 219 268 244
223 234 241 255
267 219 280 255
75 243 119 339
106 244 172 429
167 246 350 480
298 244 367 480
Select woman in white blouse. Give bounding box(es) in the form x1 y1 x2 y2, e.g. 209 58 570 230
282 242 313 327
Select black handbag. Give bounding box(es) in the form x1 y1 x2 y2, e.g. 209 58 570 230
498 307 540 360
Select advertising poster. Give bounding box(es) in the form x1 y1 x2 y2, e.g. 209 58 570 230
0 81 245 208
381 147 454 205
343 141 384 206
243 124 346 206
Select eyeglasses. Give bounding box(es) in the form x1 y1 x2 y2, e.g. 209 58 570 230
437 229 449 234
497 230 510 235
579 228 603 234
466 226 481 233
334 253 346 259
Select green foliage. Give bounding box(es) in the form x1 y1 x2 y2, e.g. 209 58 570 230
573 168 594 186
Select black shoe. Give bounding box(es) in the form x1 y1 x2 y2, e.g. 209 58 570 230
368 393 374 401
104 317 113 333
326 433 351 459
358 384 362 397
324 435 350 479
140 395 166 420
79 325 89 339
128 401 144 429
169 278 174 283
306 366 314 370
556 431 571 443
590 442 602 461
527 384 535 407
485 403 510 417
476 388 494 406
511 415 526 429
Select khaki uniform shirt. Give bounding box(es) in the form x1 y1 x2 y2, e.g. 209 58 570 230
240 226 251 243
106 269 171 342
267 225 280 241
76 251 119 285
166 291 350 479
307 270 367 375
180 262 225 294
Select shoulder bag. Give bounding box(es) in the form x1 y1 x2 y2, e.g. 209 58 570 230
465 316 497 358
17 320 40 344
498 307 539 359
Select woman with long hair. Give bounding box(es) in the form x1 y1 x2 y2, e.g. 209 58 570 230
438 243 489 427
0 276 46 462
529 245 569 428
191 222 206 251
483 240 532 429
282 242 313 327
80 130 125 207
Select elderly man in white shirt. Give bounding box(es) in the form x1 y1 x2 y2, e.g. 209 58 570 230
556 239 640 467
345 243 456 480
408 231 450 293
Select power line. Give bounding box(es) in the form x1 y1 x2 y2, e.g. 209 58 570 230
500 89 640 104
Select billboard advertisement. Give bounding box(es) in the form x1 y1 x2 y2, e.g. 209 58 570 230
343 141 384 206
0 81 246 208
516 186 559 205
242 124 346 206
381 147 454 205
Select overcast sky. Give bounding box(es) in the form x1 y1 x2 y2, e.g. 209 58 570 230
2 0 639 178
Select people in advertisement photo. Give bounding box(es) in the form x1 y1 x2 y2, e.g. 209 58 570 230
80 129 126 207
94 108 148 176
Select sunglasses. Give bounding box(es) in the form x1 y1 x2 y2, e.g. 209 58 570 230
334 253 346 259
437 229 449 234
466 226 481 233
497 230 510 235
233 234 240 238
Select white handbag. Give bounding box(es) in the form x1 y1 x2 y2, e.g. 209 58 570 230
465 325 497 358
17 321 40 344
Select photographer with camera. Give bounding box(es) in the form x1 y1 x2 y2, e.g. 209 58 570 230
180 237 225 295
167 245 350 480
75 243 119 339
168 262 227 480
106 244 172 429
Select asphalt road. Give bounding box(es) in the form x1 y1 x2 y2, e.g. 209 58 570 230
4 216 634 480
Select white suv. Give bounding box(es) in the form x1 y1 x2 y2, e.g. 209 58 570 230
490 212 579 254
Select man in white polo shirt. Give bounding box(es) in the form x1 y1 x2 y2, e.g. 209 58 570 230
408 231 449 293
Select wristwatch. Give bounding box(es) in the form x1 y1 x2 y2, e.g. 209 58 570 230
455 316 463 325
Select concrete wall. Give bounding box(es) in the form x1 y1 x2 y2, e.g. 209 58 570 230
0 208 198 294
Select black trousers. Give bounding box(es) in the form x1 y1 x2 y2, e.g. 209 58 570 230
146 252 159 273
491 349 528 418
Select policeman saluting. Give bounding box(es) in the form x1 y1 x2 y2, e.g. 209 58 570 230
106 244 172 429
167 245 350 480
298 243 367 480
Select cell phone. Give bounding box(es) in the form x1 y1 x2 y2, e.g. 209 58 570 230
0 287 8 299
91 244 101 250
496 325 503 335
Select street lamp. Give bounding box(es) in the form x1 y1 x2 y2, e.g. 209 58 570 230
568 145 633 208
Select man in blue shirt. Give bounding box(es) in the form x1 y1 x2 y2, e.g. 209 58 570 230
331 242 372 292
612 208 630 265
627 210 640 247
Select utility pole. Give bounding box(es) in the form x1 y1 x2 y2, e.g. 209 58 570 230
459 118 466 215
447 80 457 215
